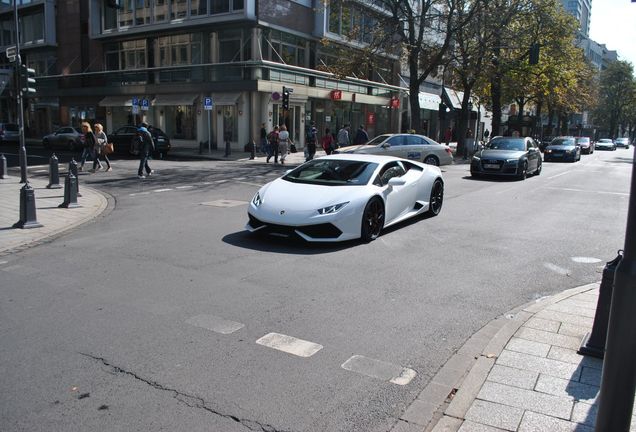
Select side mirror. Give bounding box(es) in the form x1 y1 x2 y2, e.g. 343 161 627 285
388 177 406 186
381 143 391 148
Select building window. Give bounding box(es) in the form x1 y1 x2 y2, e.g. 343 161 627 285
190 0 207 17
104 39 147 70
135 0 151 25
265 30 306 67
327 1 382 44
218 29 250 62
119 0 134 27
19 12 44 45
1 17 14 46
171 0 188 19
154 0 169 22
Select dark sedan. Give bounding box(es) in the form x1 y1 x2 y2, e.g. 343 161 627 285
470 136 542 180
575 137 594 154
108 125 171 157
42 127 83 151
544 137 581 162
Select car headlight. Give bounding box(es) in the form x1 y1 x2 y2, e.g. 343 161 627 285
317 202 349 215
252 191 263 207
505 158 518 164
545 149 552 153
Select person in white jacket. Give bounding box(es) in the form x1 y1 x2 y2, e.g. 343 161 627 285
278 125 293 164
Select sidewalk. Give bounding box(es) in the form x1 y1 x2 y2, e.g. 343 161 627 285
0 172 108 255
392 283 636 432
168 143 316 165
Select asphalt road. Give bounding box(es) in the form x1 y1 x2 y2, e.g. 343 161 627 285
0 148 632 431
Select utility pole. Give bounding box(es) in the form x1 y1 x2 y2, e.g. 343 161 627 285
13 0 28 183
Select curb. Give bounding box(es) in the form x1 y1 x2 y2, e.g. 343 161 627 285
390 282 600 432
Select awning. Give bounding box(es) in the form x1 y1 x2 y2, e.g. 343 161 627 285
98 96 135 107
210 92 241 106
153 94 198 106
418 91 441 111
443 88 477 111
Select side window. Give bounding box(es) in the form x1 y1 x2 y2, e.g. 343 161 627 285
405 135 424 146
377 162 407 185
387 136 405 146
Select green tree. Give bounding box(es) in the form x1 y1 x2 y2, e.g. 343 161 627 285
593 61 635 138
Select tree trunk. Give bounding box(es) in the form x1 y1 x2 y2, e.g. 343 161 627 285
456 87 473 159
535 99 543 138
491 74 502 136
408 60 422 135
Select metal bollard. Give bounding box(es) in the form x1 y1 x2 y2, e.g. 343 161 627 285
58 172 80 208
578 250 623 359
224 139 231 157
249 140 256 160
68 159 81 197
0 153 7 179
47 154 62 189
13 181 42 229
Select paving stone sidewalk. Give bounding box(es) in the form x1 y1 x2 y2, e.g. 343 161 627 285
398 283 636 432
0 173 108 255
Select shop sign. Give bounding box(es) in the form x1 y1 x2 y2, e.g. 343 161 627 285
325 116 332 122
330 90 342 101
389 97 400 109
366 112 376 125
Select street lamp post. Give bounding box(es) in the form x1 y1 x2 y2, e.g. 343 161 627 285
13 0 28 183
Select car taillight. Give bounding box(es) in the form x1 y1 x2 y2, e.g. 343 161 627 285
445 147 452 155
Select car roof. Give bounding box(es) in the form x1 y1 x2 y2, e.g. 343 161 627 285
320 154 408 163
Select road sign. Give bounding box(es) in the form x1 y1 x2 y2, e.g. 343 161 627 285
141 98 149 111
132 105 139 114
286 87 294 93
5 45 16 60
132 96 139 106
204 97 213 110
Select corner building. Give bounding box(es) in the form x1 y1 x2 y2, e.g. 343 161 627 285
16 0 403 151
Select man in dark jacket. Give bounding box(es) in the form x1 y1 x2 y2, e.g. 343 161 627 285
137 122 155 178
353 125 369 145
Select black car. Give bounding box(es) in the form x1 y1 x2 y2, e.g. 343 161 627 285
0 123 19 145
470 136 542 180
543 136 581 162
108 125 171 157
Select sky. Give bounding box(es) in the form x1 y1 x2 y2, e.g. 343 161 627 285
588 0 636 67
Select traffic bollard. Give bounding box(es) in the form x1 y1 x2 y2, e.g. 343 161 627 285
249 140 256 160
578 250 623 359
59 172 80 208
13 181 42 229
0 153 7 179
68 159 81 197
47 154 62 189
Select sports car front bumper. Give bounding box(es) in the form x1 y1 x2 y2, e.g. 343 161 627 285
247 214 344 241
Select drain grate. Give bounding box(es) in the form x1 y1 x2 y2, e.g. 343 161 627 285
200 199 247 208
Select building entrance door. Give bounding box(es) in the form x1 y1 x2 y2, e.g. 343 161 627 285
273 104 302 144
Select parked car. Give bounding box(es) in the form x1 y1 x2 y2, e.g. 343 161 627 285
575 137 594 154
42 127 83 151
543 136 581 162
0 123 19 145
615 137 630 149
108 125 171 157
595 138 616 151
539 136 554 152
336 133 453 166
470 136 542 180
246 154 444 242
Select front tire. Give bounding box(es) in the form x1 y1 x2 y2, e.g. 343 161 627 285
361 197 384 242
518 161 528 180
427 179 444 216
535 161 542 176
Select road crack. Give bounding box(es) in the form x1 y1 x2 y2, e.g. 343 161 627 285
79 352 293 432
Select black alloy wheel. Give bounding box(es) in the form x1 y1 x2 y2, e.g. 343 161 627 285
518 161 528 180
361 197 384 242
427 179 444 216
424 155 439 166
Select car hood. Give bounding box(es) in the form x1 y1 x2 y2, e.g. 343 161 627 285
478 150 526 159
546 145 576 150
338 144 379 153
258 178 363 211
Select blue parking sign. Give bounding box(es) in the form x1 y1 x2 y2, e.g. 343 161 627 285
141 98 149 111
132 96 139 106
204 97 213 110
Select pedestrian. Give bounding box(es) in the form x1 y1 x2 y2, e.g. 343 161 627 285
260 123 268 156
80 122 103 172
267 126 279 163
78 123 94 171
322 127 335 155
136 122 155 178
278 125 292 165
94 123 112 172
353 125 369 145
443 127 452 146
306 121 317 161
337 124 350 149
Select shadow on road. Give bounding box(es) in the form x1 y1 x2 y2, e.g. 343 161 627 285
222 231 356 254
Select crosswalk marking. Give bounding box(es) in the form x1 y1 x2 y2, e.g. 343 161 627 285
186 314 244 334
256 332 323 358
341 355 416 385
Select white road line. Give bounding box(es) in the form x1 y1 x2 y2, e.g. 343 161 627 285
185 314 244 334
341 355 416 385
543 262 570 276
214 179 228 183
0 261 8 265
33 169 48 173
233 177 247 181
129 192 151 196
176 185 194 189
544 186 629 196
547 171 571 180
255 332 323 358
571 257 602 264
153 188 173 193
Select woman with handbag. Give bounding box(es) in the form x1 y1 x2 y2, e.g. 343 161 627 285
278 125 292 165
94 123 112 172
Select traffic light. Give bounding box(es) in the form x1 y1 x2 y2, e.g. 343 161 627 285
19 64 36 94
529 43 540 65
282 86 290 110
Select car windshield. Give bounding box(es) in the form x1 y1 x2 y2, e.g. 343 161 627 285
366 135 391 146
599 139 612 143
576 138 589 144
488 138 525 151
551 138 575 146
616 138 628 143
283 159 378 186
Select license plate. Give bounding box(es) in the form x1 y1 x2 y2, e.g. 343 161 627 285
553 153 562 157
483 163 499 169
